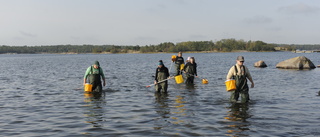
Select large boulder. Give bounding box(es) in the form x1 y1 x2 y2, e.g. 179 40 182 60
254 60 267 68
276 56 316 69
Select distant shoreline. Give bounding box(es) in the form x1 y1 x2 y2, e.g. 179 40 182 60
4 39 320 54
1 50 290 55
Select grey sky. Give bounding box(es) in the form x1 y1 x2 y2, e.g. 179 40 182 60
1 0 319 46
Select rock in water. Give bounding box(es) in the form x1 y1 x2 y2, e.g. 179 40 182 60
254 60 267 68
276 56 316 69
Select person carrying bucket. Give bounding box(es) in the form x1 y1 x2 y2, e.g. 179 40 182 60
154 60 170 93
173 51 184 76
83 61 106 92
226 56 254 103
183 57 198 84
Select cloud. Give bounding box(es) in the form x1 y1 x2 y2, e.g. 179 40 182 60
266 27 282 32
133 36 158 45
171 0 188 5
19 31 37 37
278 3 320 15
244 15 273 24
69 35 101 45
144 0 188 13
188 34 208 40
135 36 157 41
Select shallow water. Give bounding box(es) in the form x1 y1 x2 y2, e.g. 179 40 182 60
0 52 319 136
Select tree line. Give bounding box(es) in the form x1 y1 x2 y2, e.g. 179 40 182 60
1 39 319 54
275 44 320 51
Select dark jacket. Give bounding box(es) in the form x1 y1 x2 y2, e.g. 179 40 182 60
175 56 184 65
155 66 169 82
184 62 197 77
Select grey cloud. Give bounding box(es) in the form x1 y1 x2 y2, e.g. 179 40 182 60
133 36 158 45
244 15 273 24
69 36 100 44
266 26 282 32
172 0 188 5
188 34 207 39
135 36 157 41
145 0 187 13
278 3 320 15
13 36 23 41
157 4 166 9
19 31 37 37
145 5 166 13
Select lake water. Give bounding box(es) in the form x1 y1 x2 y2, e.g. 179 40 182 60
0 52 319 136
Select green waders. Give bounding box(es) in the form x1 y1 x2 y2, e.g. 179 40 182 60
230 66 249 103
175 64 182 76
88 67 102 93
155 71 168 93
185 76 194 84
184 63 196 84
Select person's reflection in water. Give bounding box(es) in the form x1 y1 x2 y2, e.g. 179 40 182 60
83 91 106 128
153 92 170 130
224 103 251 136
186 83 195 91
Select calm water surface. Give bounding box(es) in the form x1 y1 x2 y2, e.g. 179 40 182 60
0 52 319 136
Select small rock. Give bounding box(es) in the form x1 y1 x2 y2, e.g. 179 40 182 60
254 60 267 68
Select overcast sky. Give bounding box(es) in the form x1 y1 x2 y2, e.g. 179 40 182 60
1 0 319 46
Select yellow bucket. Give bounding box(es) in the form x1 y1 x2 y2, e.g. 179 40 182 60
225 80 236 91
180 64 185 70
84 83 93 92
202 79 208 84
175 75 184 84
171 55 176 62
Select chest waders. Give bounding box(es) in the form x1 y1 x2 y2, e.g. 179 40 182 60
175 64 181 76
155 69 168 93
175 57 183 76
230 65 249 103
185 64 195 84
88 66 102 92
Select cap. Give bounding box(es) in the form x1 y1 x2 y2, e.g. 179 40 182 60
94 61 100 66
158 61 164 65
237 56 244 61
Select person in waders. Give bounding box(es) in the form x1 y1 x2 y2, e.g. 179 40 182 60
226 56 254 103
83 61 106 93
154 60 170 93
173 52 184 76
183 57 198 84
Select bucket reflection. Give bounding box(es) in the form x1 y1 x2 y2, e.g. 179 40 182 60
83 91 106 128
153 92 191 135
224 103 251 137
153 92 170 130
171 95 187 125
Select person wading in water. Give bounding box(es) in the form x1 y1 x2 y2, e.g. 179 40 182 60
154 60 170 93
226 56 254 103
173 52 184 76
183 57 198 84
83 61 106 93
